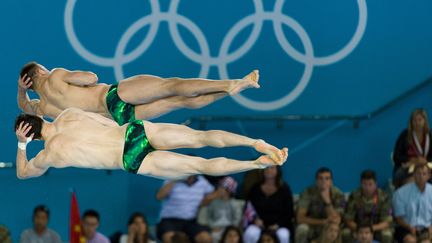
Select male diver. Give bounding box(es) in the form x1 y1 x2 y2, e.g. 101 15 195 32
15 108 288 179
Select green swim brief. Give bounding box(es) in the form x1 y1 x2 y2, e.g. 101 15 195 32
123 120 155 174
106 84 135 125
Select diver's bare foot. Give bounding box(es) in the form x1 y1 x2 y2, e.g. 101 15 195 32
229 70 260 95
280 147 288 165
253 139 283 164
255 155 277 168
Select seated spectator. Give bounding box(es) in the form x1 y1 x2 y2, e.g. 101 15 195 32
0 225 12 243
219 226 242 243
311 222 342 243
354 224 380 243
295 167 345 243
82 209 110 243
258 229 280 243
120 212 155 243
393 163 432 243
343 170 393 243
156 175 217 243
20 205 62 243
206 177 242 242
393 108 432 188
243 166 294 243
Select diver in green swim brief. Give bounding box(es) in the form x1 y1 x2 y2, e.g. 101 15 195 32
14 108 288 180
18 62 260 124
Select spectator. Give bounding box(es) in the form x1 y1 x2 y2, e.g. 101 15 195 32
219 226 242 243
20 205 61 243
258 229 280 243
354 224 380 243
156 175 217 243
393 163 432 243
82 209 110 243
311 222 342 243
207 176 242 242
295 167 345 243
243 166 294 243
170 231 191 243
120 212 155 243
343 170 393 243
393 108 432 188
0 225 12 243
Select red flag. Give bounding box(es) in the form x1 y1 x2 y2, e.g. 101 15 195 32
70 191 84 243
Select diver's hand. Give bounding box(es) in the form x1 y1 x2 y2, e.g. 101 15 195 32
18 74 33 90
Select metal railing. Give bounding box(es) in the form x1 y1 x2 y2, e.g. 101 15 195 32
183 77 432 129
0 162 14 169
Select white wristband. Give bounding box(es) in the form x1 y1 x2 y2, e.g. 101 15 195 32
18 137 32 150
18 142 27 150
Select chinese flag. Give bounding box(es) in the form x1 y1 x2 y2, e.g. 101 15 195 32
70 191 84 243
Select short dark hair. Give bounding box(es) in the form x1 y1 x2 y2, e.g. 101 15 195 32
258 229 280 243
82 209 100 221
20 61 39 89
14 114 44 140
356 223 373 233
33 205 49 219
360 169 376 181
220 226 242 243
315 167 333 179
171 232 190 243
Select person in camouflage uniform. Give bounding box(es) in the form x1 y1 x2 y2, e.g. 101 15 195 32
342 170 393 243
295 167 346 243
0 225 12 243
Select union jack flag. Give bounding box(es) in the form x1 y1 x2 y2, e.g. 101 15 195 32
242 201 258 228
